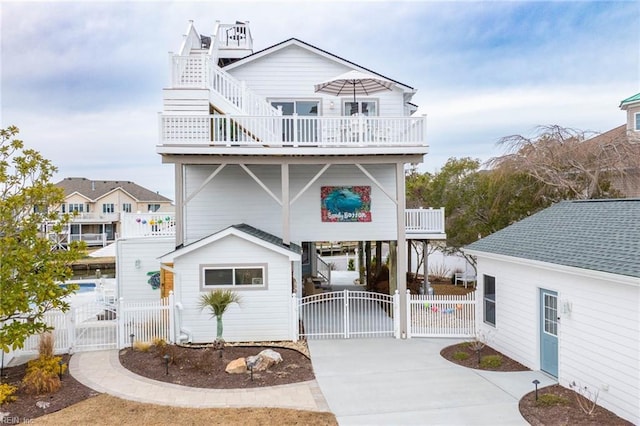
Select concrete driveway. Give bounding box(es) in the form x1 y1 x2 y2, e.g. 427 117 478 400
308 338 556 426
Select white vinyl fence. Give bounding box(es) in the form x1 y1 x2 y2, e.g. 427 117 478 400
407 292 476 338
118 296 174 348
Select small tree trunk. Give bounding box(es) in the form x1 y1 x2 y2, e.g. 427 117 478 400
216 316 223 340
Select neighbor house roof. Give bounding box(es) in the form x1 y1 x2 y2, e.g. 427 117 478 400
159 223 301 262
464 199 640 279
56 177 172 203
620 92 640 108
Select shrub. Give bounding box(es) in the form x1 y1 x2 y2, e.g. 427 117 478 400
480 355 503 369
348 258 355 271
133 341 153 352
21 356 65 394
452 351 470 361
535 393 569 407
0 383 17 404
38 332 54 359
152 337 167 348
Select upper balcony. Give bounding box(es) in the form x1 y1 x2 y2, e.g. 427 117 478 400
119 209 445 240
157 114 429 156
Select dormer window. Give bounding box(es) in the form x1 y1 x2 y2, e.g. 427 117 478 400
635 112 640 131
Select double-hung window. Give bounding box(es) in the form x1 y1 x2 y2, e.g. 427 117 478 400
483 274 496 326
68 203 84 213
201 264 266 289
122 203 132 213
102 203 115 214
635 112 640 131
148 204 160 212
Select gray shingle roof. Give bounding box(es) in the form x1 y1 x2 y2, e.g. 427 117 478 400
231 224 302 254
464 199 640 279
55 177 172 202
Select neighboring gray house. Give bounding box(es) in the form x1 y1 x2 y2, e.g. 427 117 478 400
464 199 640 425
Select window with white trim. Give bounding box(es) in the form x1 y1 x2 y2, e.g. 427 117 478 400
68 203 84 213
344 100 377 116
102 203 115 213
147 204 160 212
635 112 640 131
122 203 132 213
201 265 266 288
483 274 496 326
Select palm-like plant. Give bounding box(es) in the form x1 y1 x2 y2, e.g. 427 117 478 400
198 290 241 342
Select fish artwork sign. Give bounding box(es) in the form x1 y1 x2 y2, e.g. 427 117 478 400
321 186 371 222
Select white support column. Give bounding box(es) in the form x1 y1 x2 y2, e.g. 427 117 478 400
395 162 408 337
282 163 290 245
175 164 184 247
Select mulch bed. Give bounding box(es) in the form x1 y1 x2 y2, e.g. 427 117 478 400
118 344 315 389
441 342 633 425
0 354 100 421
439 342 529 371
519 384 634 425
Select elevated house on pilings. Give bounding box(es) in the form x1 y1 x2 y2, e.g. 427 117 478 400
118 20 446 342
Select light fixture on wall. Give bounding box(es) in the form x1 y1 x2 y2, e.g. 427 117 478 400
135 259 141 269
329 101 335 110
561 299 572 316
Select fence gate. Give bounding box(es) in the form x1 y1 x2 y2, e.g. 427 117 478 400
297 290 399 339
71 301 118 351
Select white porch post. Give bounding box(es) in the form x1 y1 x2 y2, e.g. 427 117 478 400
282 163 290 245
396 162 408 337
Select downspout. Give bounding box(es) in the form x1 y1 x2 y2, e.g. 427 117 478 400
174 302 193 343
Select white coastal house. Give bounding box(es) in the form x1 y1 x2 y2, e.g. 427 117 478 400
464 199 640 424
115 20 446 343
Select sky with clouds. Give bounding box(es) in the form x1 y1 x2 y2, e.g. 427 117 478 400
2 1 639 200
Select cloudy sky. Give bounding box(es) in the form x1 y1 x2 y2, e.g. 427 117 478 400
2 1 638 199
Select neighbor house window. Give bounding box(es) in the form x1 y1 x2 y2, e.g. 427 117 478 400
201 264 266 289
102 203 115 213
635 113 640 131
68 203 84 213
147 204 160 212
483 274 496 326
122 203 132 213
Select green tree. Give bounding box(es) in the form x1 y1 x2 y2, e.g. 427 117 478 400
0 126 85 352
198 289 241 341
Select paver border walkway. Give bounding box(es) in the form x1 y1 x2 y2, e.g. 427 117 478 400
70 349 331 412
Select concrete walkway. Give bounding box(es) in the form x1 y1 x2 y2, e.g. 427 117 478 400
308 338 556 426
69 349 330 411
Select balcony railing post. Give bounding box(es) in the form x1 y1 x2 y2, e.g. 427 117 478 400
292 113 299 146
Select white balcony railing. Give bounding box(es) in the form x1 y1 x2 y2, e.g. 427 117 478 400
70 212 120 223
405 208 445 235
119 209 444 239
120 213 176 239
159 114 427 147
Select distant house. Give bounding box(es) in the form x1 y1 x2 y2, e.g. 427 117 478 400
585 93 640 197
464 199 640 425
54 177 173 246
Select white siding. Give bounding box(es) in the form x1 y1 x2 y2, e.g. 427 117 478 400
227 44 407 117
173 235 293 342
184 163 398 243
116 237 175 301
476 257 640 425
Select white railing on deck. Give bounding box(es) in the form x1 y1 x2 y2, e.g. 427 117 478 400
405 208 445 234
214 22 253 51
170 55 278 118
120 213 176 239
160 114 427 147
407 292 476 338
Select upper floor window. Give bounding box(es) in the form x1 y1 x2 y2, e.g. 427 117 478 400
344 100 377 116
635 112 640 131
68 203 84 213
148 204 160 212
102 203 115 214
122 203 132 213
483 274 496 327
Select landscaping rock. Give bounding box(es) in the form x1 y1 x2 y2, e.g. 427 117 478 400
246 349 283 372
225 357 247 374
